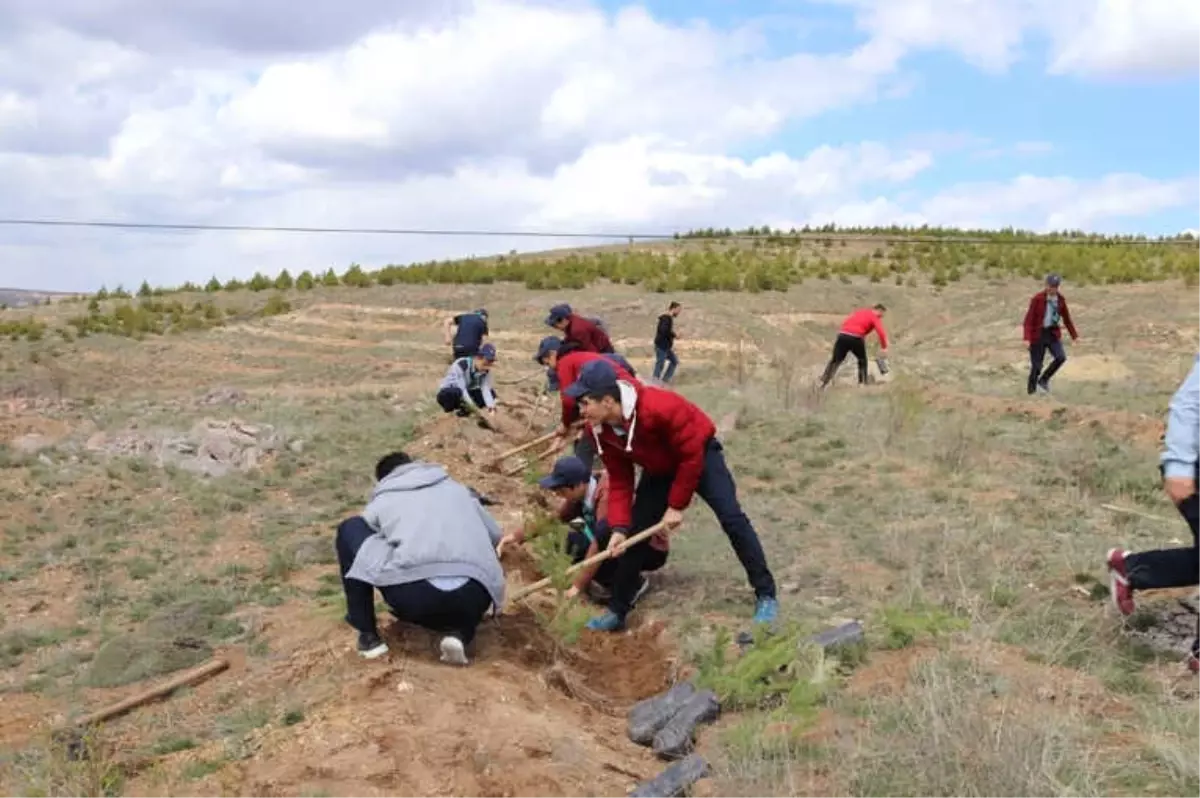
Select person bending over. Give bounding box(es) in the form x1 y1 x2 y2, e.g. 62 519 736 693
443 308 489 362
820 304 889 388
498 455 661 606
546 303 614 354
335 451 506 665
565 359 778 631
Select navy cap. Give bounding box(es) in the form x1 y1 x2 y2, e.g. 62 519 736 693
1045 273 1062 287
563 358 618 400
537 455 591 490
475 308 488 318
545 303 572 326
478 343 497 361
534 336 561 363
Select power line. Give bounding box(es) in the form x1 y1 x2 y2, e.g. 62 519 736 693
0 218 672 240
0 216 1195 247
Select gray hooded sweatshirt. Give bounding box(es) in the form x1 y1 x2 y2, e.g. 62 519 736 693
345 461 507 610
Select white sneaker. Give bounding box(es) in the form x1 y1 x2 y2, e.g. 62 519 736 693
439 636 468 666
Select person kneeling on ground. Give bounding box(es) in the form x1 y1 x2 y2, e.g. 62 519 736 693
335 451 506 665
566 359 779 632
437 343 499 418
1106 353 1199 673
497 455 662 606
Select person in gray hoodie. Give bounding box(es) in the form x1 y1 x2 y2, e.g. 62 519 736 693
436 342 499 418
335 451 507 665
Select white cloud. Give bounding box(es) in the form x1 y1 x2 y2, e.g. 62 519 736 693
827 0 1200 78
0 0 1196 292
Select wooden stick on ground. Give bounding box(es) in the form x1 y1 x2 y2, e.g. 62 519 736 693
1101 504 1168 523
497 370 545 386
501 441 563 477
64 658 230 732
507 521 670 605
492 430 558 466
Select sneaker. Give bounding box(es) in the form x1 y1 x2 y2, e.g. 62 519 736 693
439 636 468 666
753 597 779 625
357 631 388 659
1105 548 1135 616
586 611 627 633
1036 381 1050 395
1188 652 1198 675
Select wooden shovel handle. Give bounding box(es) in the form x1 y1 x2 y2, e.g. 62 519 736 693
507 521 670 604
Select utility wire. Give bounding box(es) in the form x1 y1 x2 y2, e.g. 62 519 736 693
0 217 1195 247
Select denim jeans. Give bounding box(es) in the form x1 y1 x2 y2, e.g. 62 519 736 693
653 347 679 382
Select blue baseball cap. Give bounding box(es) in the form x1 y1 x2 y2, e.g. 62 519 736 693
475 308 488 318
537 455 591 490
534 336 561 363
1045 273 1062 287
563 358 618 400
478 343 497 361
545 303 572 326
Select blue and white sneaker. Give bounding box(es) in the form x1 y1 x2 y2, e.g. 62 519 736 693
753 597 779 625
586 611 627 632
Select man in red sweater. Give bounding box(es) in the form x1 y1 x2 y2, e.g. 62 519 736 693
1023 274 1079 395
546 303 614 354
564 359 778 632
819 304 889 388
534 336 639 472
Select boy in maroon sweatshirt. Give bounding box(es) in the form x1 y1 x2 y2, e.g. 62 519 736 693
546 303 614 354
1023 274 1079 395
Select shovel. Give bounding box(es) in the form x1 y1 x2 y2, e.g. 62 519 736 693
507 521 671 605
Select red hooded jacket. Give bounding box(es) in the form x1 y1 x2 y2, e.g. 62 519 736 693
589 380 716 531
1023 290 1078 343
564 314 613 354
556 350 639 428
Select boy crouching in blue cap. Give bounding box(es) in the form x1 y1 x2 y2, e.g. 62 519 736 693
437 343 499 418
497 455 665 606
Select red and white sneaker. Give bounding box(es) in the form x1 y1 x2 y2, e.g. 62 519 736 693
1188 653 1198 675
1105 548 1135 616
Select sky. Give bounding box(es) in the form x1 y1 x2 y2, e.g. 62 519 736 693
0 0 1197 292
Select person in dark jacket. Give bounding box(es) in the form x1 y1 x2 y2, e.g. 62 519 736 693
653 302 682 383
335 451 505 665
443 308 489 362
565 359 779 631
534 337 638 472
496 456 661 606
1023 274 1079 395
546 303 614 354
1106 354 1199 673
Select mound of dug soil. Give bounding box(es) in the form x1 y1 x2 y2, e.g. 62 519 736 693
85 417 287 477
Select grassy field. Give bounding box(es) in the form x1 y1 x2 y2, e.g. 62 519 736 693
0 262 1197 796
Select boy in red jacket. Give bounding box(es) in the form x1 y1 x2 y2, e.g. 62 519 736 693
534 336 639 472
564 359 778 631
820 304 889 388
546 303 614 354
1023 274 1079 395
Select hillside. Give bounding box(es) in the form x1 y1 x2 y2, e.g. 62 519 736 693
1 233 1198 797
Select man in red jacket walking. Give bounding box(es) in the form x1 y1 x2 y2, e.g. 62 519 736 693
546 303 614 354
819 304 889 388
565 359 779 631
1023 274 1079 395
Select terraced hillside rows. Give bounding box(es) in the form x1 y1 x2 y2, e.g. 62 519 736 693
1 273 1197 797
